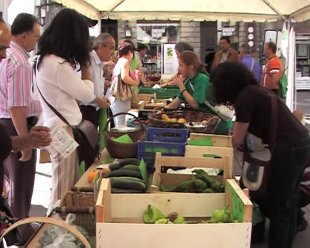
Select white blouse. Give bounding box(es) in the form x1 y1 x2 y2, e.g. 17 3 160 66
35 54 96 127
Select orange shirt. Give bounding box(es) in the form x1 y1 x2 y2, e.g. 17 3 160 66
263 56 282 90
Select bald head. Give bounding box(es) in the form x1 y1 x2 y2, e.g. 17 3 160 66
0 20 12 62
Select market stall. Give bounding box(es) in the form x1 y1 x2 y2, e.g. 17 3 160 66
53 0 310 111
2 1 308 247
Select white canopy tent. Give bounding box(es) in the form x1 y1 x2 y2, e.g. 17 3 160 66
53 0 309 22
53 0 310 110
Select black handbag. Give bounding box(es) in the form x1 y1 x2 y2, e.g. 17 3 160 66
36 83 99 168
240 92 278 203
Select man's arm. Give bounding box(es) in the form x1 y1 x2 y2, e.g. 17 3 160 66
9 106 32 161
9 106 28 136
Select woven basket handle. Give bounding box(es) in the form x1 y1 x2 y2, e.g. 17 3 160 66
0 216 91 248
104 112 144 132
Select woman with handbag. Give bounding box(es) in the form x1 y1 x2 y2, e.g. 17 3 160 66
165 51 233 134
109 42 140 127
34 9 109 212
211 61 310 248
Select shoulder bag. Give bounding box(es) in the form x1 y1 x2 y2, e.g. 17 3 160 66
36 83 99 168
240 91 278 203
110 69 135 101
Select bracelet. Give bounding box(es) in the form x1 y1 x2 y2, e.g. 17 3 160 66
181 88 187 94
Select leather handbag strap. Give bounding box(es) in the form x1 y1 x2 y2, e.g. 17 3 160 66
0 216 91 248
35 80 72 128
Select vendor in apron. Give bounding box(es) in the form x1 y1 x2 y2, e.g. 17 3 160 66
165 50 233 134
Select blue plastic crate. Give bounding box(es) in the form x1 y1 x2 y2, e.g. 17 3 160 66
146 127 188 143
138 141 186 172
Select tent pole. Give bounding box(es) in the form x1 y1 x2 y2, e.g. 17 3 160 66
286 18 296 111
261 0 288 22
101 0 126 19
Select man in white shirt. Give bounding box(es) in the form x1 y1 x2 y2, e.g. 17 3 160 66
80 33 115 126
135 43 148 68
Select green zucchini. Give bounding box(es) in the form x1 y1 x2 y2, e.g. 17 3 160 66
104 169 143 179
111 187 144 193
119 164 141 171
118 158 140 166
110 177 146 191
108 162 122 171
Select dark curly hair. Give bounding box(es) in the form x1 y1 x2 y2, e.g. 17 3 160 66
210 62 258 104
36 8 90 69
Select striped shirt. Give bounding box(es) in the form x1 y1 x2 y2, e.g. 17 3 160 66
0 41 41 118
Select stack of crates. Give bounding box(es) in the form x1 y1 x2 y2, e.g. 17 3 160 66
138 127 188 172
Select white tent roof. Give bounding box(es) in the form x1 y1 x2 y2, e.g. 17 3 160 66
54 0 310 22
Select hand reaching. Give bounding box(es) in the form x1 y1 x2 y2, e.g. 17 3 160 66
99 97 110 109
29 126 52 148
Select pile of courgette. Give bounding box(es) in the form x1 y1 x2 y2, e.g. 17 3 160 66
101 158 148 193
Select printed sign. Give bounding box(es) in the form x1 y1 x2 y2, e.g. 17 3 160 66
46 122 78 159
163 43 179 75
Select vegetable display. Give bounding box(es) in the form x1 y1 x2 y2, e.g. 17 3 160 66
142 205 239 224
100 158 149 193
159 169 224 193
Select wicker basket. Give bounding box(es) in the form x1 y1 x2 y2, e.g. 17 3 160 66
149 109 220 133
104 112 145 158
55 191 96 236
3 217 92 248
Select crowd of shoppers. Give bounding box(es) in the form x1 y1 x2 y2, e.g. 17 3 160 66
0 7 308 248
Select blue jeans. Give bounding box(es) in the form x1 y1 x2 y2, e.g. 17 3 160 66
267 137 310 248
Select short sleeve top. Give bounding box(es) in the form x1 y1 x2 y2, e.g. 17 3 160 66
263 56 282 89
235 85 308 145
177 72 210 112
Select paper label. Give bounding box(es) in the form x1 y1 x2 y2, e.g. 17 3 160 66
46 123 78 159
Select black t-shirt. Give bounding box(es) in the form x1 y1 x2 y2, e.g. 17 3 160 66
235 85 308 145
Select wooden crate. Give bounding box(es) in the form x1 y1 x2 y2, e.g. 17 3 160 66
95 178 252 248
185 145 234 174
189 133 233 147
152 153 232 191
